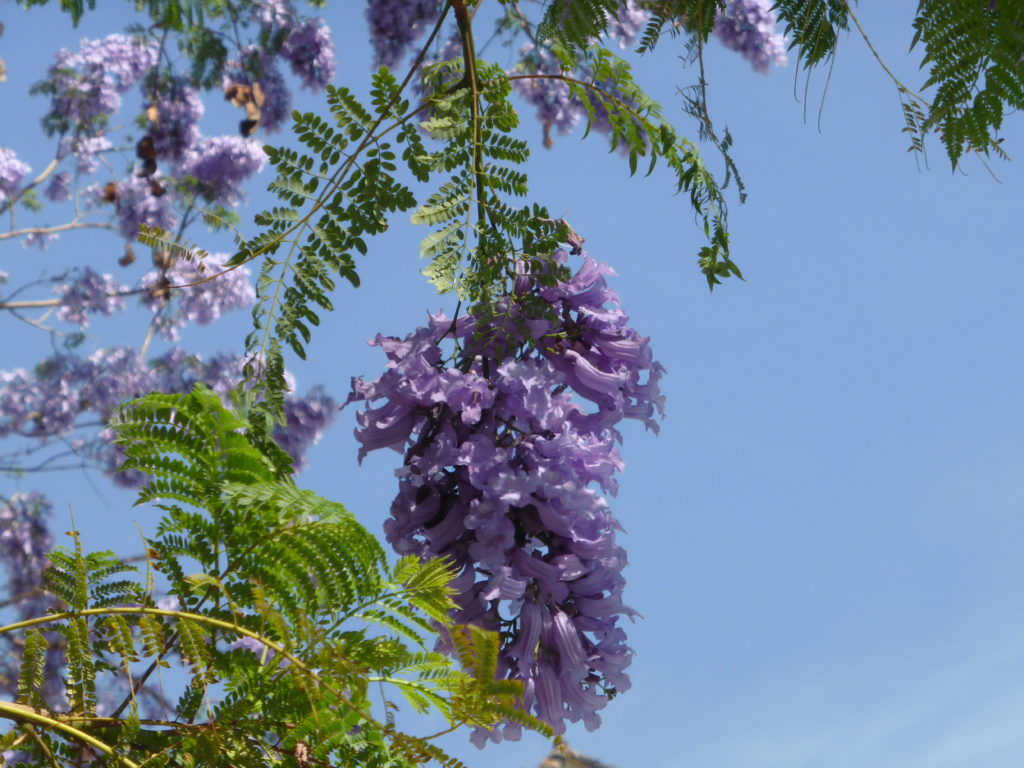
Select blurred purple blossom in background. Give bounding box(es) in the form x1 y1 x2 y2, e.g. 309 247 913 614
253 0 295 32
53 268 128 327
512 45 581 147
713 0 787 73
273 386 337 472
60 134 113 174
113 173 176 239
0 345 334 485
142 252 256 332
366 0 441 69
281 17 336 90
179 135 267 206
44 171 73 202
146 75 205 161
605 1 651 49
0 492 54 612
46 33 158 133
0 147 31 203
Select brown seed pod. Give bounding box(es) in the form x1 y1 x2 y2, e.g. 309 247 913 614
251 80 266 107
149 179 166 197
224 82 251 107
139 157 158 178
152 249 173 270
240 118 260 137
149 276 173 302
100 182 119 203
119 244 136 267
136 135 156 160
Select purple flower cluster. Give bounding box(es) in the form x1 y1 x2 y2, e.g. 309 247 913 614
112 173 176 239
32 11 335 241
146 76 205 161
366 0 441 69
273 386 337 472
60 134 114 175
605 1 651 50
142 252 256 338
713 0 788 73
0 492 63 711
0 492 54 612
0 147 31 203
512 46 581 147
281 17 336 90
52 268 128 327
348 251 663 738
179 135 267 206
253 0 295 31
45 171 73 202
47 34 158 132
0 346 334 484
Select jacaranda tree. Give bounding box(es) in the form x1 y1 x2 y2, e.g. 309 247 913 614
1 1 1021 765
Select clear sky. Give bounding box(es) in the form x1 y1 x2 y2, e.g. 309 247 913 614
3 3 1024 768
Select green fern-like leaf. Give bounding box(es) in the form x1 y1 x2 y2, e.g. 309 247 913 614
16 630 48 709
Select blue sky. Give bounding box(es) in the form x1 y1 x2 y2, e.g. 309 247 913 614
3 2 1024 767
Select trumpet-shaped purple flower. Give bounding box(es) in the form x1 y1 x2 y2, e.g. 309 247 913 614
0 492 53 606
0 147 31 203
53 268 128 327
45 171 73 202
114 173 176 239
606 1 651 49
349 249 662 738
713 0 787 73
142 252 255 334
272 386 338 472
512 46 581 146
47 34 158 132
366 0 441 69
60 135 113 174
0 345 334 485
178 135 266 206
281 17 336 90
145 76 204 161
253 0 295 31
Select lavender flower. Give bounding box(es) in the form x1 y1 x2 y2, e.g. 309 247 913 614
605 1 651 49
46 34 158 132
0 147 31 203
0 492 54 608
45 171 73 202
349 249 663 738
53 268 128 327
0 361 80 437
178 135 266 206
60 135 113 174
512 45 581 147
142 252 255 333
0 492 59 708
272 386 337 471
0 345 333 485
145 75 204 161
366 0 441 69
281 17 336 90
253 0 295 31
713 0 787 73
114 173 176 239
22 232 60 250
